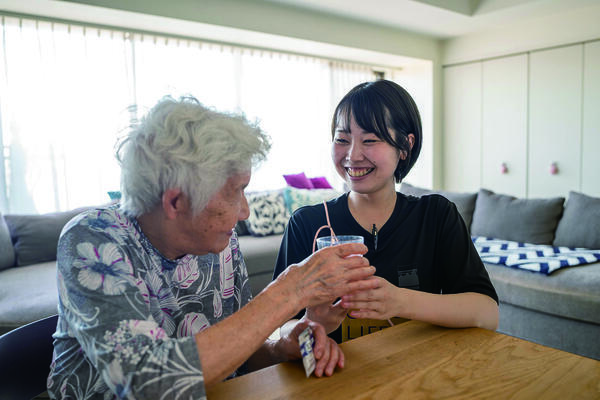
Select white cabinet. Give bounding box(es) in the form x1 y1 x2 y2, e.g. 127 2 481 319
528 44 583 198
583 41 600 196
481 54 528 197
443 43 597 198
442 63 482 192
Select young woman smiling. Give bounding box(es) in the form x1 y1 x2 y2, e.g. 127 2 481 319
274 80 499 343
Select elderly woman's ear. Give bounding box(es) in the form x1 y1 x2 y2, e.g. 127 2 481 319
162 188 186 219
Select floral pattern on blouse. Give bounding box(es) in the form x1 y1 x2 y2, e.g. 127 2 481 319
48 204 251 399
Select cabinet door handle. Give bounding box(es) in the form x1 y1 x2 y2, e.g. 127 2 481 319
549 162 559 175
500 162 508 174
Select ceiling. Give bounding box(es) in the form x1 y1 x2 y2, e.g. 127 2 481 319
263 0 600 38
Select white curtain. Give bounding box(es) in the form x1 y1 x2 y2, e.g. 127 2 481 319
0 15 384 214
0 17 131 214
330 61 377 108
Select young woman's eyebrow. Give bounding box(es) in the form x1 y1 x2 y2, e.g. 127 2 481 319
335 128 350 133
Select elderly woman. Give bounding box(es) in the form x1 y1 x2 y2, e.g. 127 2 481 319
47 97 376 399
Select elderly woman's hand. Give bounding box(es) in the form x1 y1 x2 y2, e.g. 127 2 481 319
275 243 377 311
305 299 348 334
276 318 344 377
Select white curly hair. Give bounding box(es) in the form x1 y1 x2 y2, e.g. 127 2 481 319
116 96 270 217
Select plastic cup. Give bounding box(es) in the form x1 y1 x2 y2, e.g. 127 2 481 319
316 235 364 250
316 235 365 323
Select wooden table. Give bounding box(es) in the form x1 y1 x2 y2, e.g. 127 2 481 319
207 320 600 399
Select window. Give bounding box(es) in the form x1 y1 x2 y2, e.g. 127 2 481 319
0 15 404 214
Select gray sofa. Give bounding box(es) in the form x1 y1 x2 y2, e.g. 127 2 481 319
400 184 600 360
0 206 283 336
2 186 599 362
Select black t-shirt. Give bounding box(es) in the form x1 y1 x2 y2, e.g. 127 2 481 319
273 192 498 343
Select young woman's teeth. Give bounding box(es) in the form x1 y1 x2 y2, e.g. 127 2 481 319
347 168 373 177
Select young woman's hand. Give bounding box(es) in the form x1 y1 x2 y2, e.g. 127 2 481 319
340 278 499 331
339 276 406 320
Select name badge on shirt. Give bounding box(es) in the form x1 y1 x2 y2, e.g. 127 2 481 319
398 268 419 290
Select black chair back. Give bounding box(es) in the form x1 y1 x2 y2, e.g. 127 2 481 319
0 314 58 399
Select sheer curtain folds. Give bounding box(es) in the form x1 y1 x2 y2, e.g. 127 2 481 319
0 17 130 213
0 16 383 214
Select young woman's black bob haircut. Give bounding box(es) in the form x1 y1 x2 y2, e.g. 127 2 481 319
331 80 422 182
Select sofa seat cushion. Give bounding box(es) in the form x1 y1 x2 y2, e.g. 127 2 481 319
0 261 58 331
239 234 283 276
238 234 283 297
484 261 600 325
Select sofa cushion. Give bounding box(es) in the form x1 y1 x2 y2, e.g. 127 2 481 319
309 176 334 189
4 207 89 266
484 261 600 325
553 191 600 249
0 213 15 270
107 191 122 201
399 183 477 230
238 233 284 297
283 172 314 189
245 190 289 237
0 261 58 331
470 189 564 245
282 186 341 214
234 221 250 236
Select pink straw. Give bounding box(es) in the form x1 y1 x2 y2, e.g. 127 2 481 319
310 201 394 327
312 200 338 253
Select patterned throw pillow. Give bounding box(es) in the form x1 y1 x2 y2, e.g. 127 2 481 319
283 187 341 214
245 190 290 236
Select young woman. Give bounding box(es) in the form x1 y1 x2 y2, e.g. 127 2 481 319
273 80 498 343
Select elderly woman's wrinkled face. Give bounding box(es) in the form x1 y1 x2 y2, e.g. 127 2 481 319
181 171 251 255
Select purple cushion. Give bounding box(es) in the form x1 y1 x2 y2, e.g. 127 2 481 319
309 176 333 189
283 172 314 189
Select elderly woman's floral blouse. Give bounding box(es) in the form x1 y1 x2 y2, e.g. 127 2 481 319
47 205 251 399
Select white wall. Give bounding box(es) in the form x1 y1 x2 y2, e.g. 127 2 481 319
392 62 434 189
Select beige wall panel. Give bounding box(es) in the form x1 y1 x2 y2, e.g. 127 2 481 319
443 63 482 192
582 41 600 197
481 54 528 197
528 45 583 198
